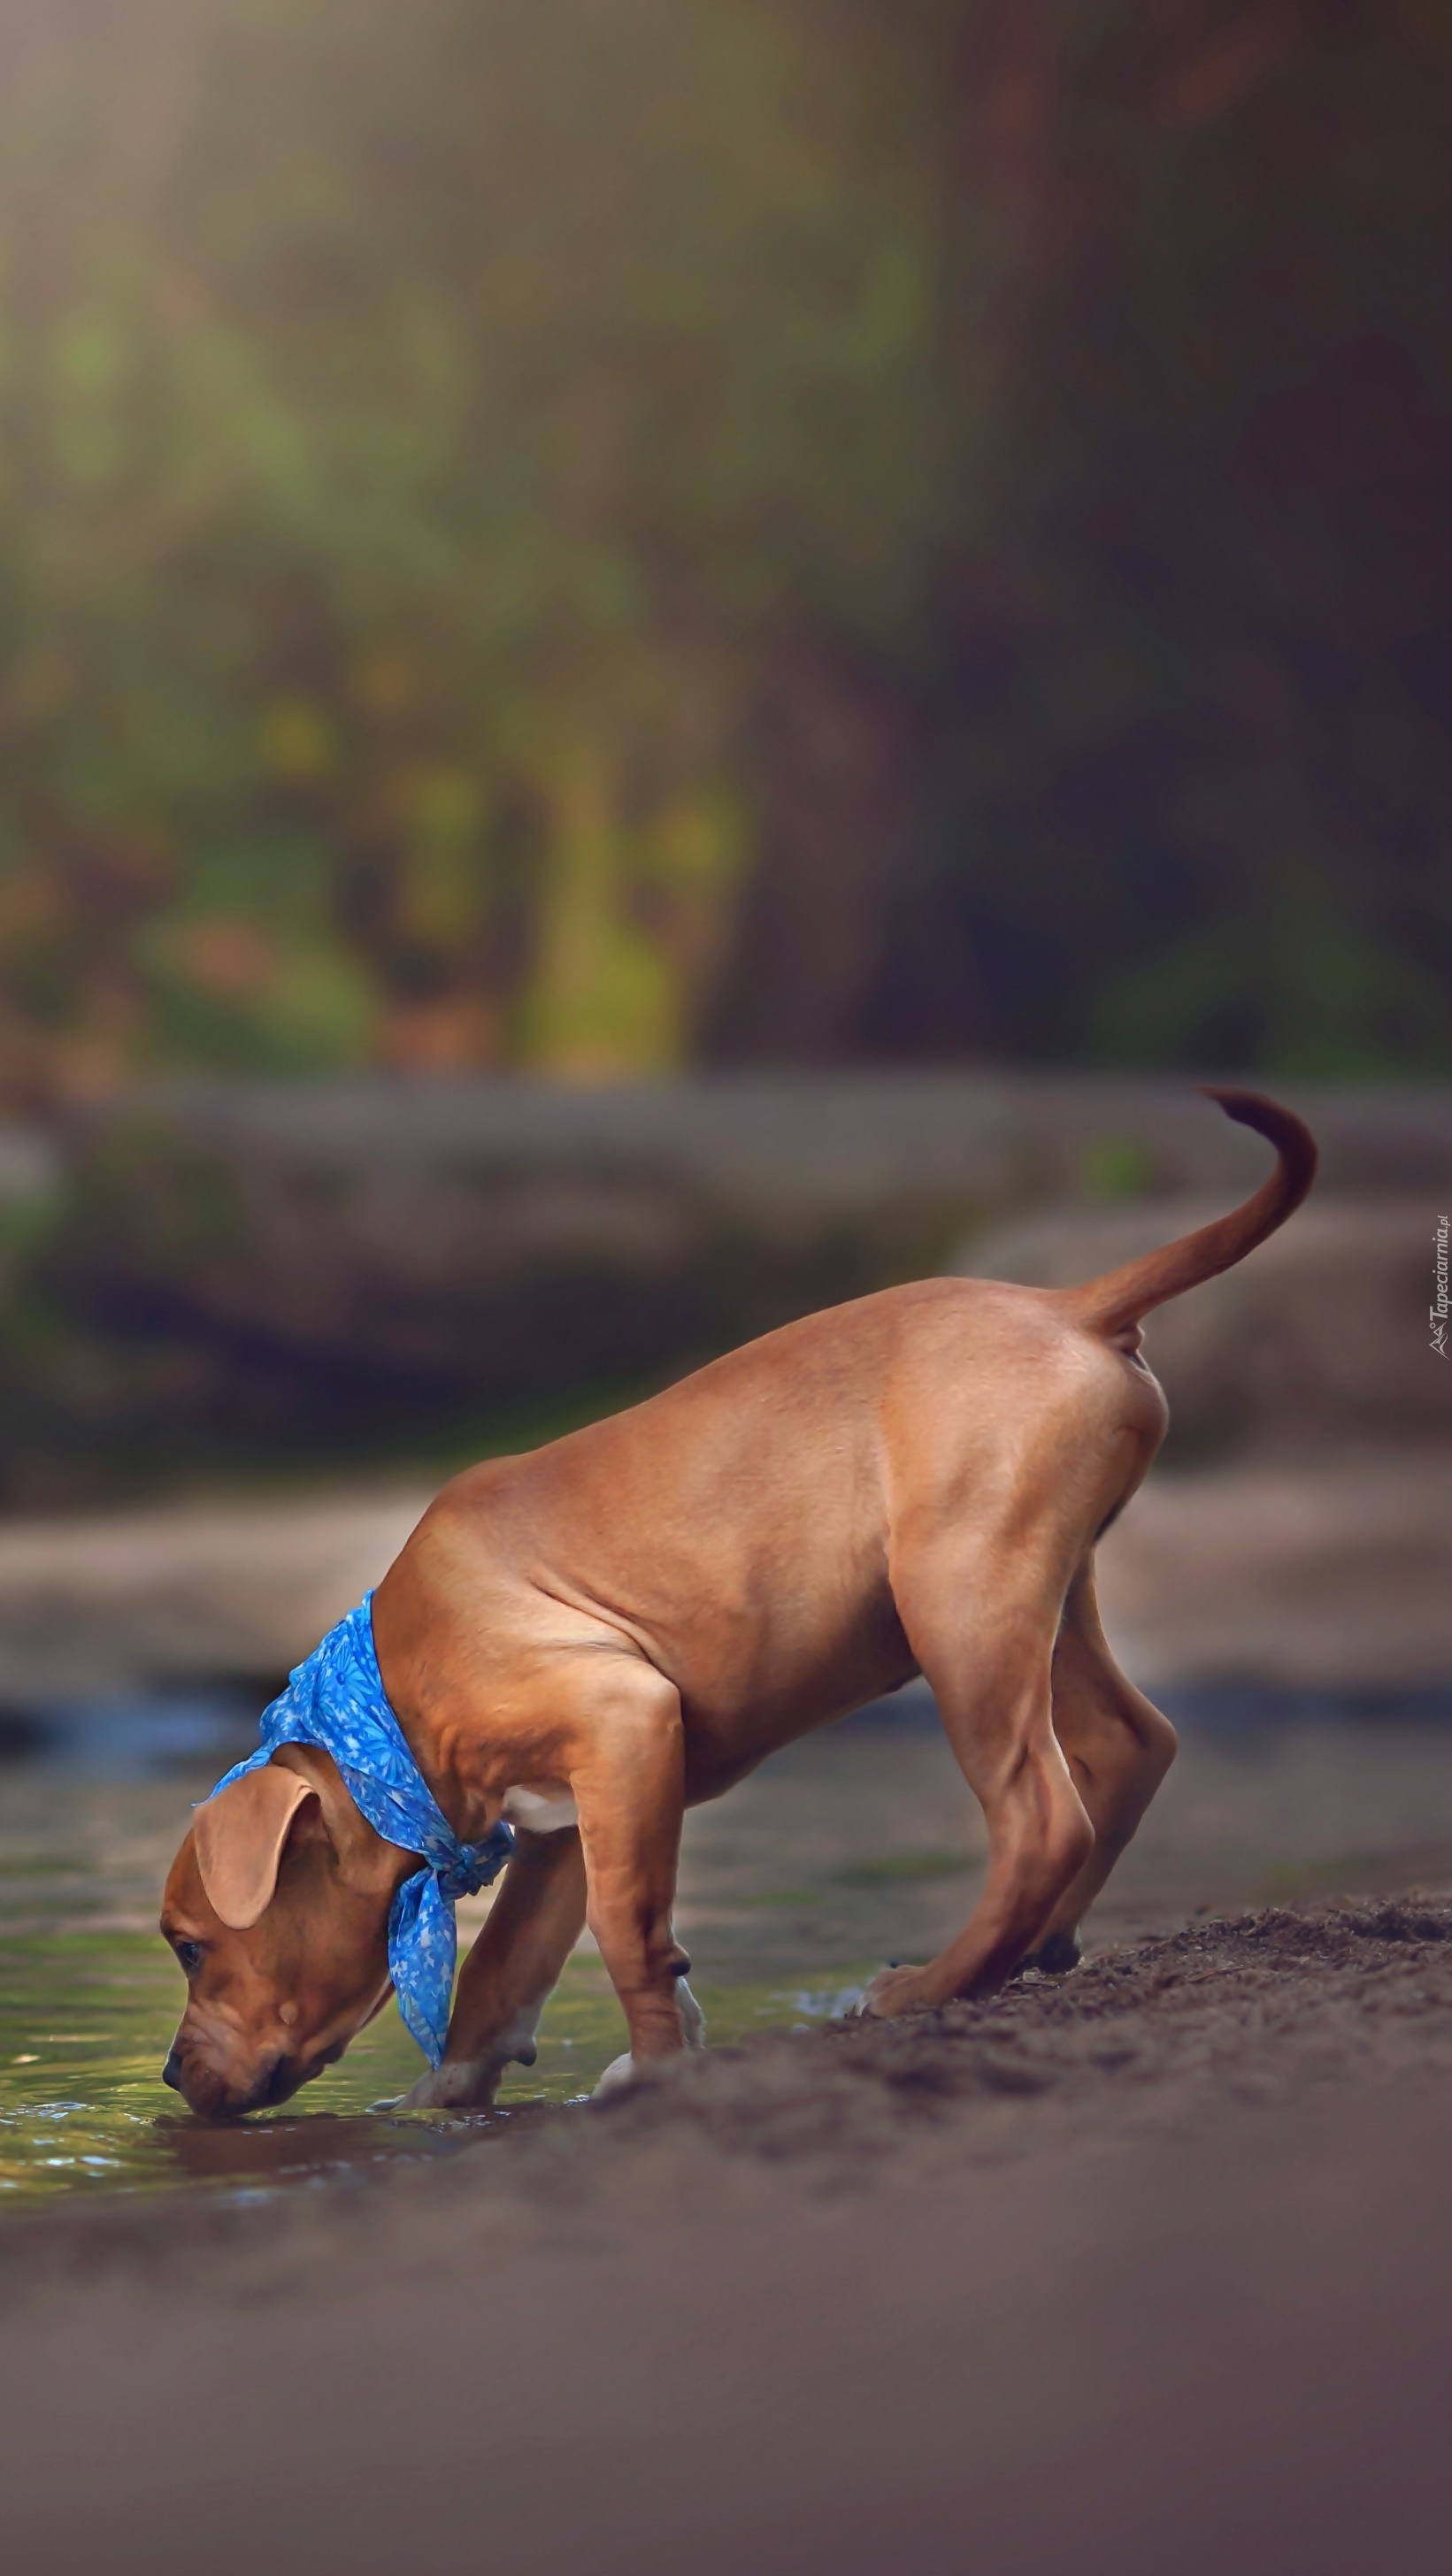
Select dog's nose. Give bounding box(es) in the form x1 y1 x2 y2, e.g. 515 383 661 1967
161 2049 184 2091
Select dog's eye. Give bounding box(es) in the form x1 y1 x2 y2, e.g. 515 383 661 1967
174 1939 205 1975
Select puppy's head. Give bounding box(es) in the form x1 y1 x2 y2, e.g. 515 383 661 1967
159 1744 411 2120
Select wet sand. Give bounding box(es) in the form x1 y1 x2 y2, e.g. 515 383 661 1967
5 1885 1452 2574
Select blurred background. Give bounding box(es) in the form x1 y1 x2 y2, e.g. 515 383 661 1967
1 0 1451 2195
0 0 1446 1492
3 0 1452 1106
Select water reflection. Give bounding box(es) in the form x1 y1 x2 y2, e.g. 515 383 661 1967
152 2107 504 2189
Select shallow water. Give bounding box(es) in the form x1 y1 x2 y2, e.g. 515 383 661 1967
0 1931 857 2202
5 1680 1452 2206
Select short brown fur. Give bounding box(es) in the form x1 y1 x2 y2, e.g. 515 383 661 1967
160 1089 1317 2118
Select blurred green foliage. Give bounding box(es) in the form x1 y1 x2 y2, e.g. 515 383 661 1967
0 0 1448 1098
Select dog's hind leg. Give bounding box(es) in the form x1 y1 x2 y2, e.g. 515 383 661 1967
399 1824 587 2109
864 1509 1095 2019
1025 1558 1177 1973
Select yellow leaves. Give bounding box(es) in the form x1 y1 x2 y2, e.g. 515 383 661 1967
403 767 482 847
649 786 748 901
255 699 337 784
517 749 750 1079
248 941 377 1070
516 748 675 1079
520 910 680 1081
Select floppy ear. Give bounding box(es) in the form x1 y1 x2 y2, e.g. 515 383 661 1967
194 1768 318 1929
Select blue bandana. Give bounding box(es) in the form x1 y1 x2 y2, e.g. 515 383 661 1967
204 1594 515 2068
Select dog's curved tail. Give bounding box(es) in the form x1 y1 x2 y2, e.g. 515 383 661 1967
1061 1088 1318 1343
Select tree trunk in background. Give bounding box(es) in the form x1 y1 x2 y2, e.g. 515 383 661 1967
703 639 951 1061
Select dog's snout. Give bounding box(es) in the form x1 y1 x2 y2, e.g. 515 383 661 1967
161 2048 184 2091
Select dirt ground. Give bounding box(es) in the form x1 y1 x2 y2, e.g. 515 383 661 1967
5 1887 1452 2575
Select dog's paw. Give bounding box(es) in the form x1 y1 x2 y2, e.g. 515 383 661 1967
856 1964 934 2020
595 1990 704 2097
399 2003 545 2111
1023 1930 1083 1977
397 2058 504 2112
594 2051 638 2099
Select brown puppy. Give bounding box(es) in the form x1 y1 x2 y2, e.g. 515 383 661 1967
161 1087 1316 2119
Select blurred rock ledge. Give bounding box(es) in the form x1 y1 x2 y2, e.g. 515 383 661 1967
0 1077 1442 1687
4 1072 1448 1423
0 1454 1443 1703
8 1066 1452 1380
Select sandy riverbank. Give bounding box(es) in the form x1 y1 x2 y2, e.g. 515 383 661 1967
5 1887 1452 2575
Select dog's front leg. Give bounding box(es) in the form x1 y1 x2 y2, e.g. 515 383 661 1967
399 1825 586 2110
567 1663 700 2094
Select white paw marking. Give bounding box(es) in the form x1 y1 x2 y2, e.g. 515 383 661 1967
594 2051 637 2098
851 1966 900 2018
676 1977 706 2048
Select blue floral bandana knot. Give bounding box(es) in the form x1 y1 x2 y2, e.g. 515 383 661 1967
204 1594 514 2067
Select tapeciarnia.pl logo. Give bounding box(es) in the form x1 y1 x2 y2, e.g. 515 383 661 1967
1433 1214 1449 1359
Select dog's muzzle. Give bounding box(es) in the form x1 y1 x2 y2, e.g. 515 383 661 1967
162 2041 300 2121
